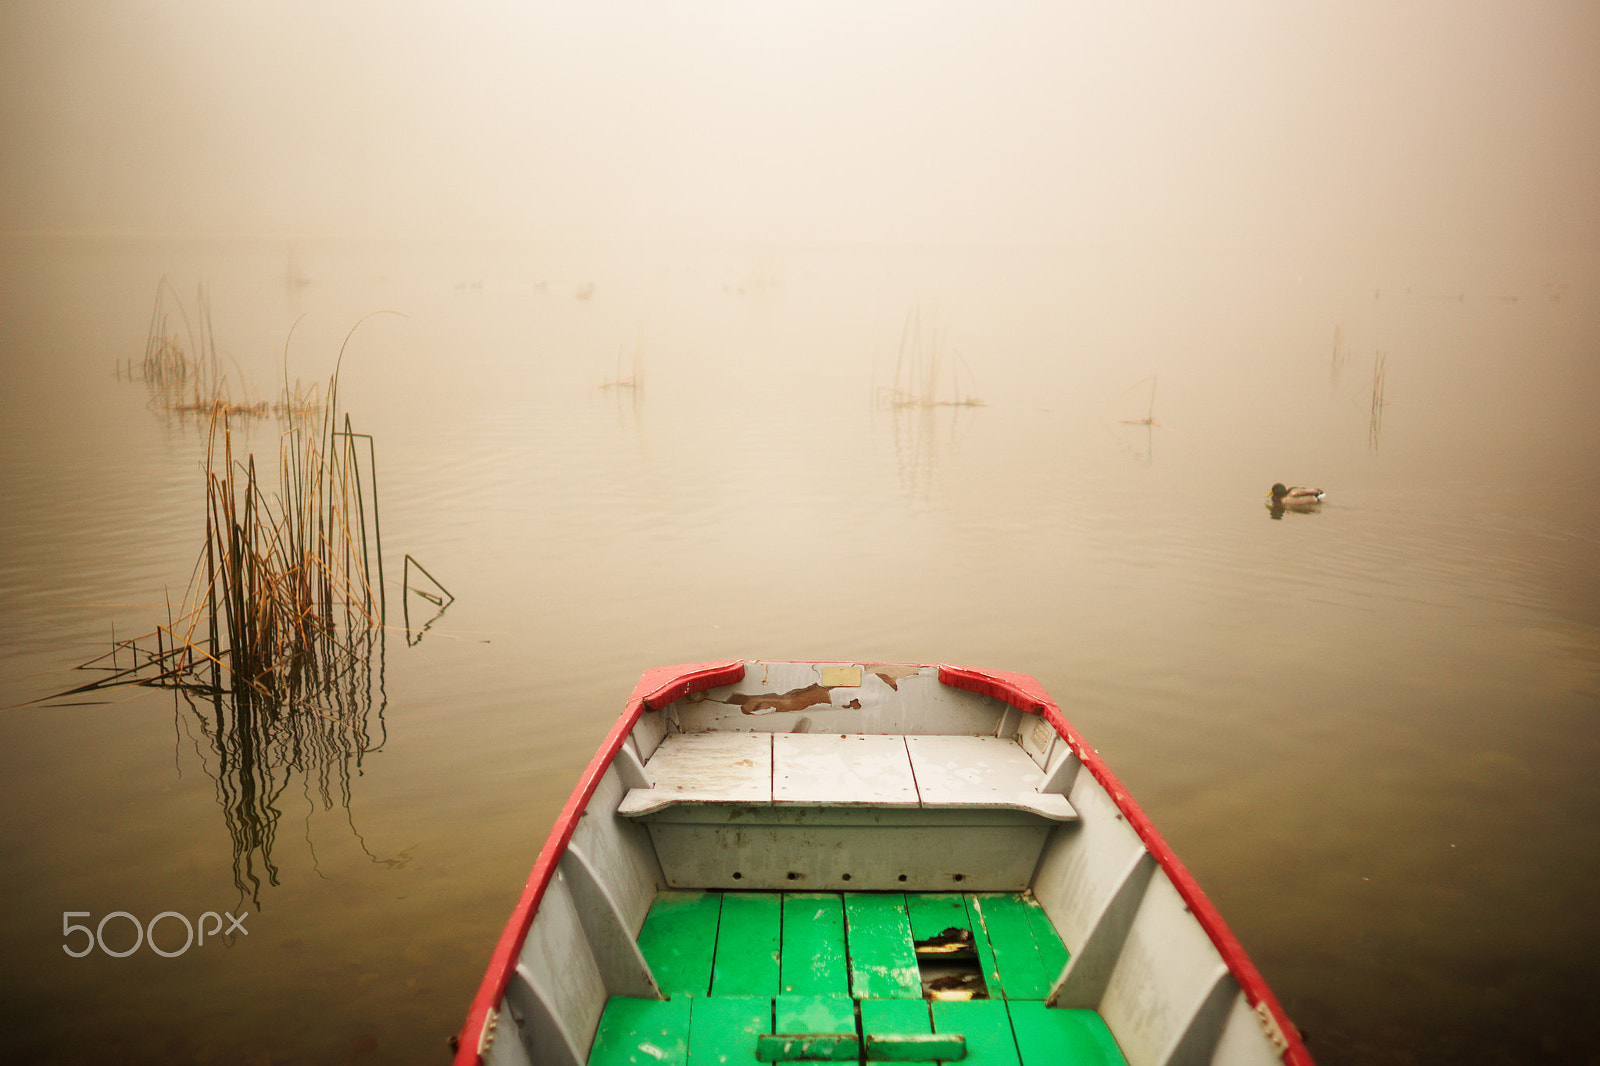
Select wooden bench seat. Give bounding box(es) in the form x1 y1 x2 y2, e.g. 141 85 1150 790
618 733 1077 822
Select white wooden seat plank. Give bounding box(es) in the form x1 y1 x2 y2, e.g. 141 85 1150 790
615 732 771 817
906 734 1078 821
618 731 1075 821
772 733 919 807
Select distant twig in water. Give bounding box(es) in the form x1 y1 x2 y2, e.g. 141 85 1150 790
1117 375 1161 427
402 554 454 646
600 334 643 391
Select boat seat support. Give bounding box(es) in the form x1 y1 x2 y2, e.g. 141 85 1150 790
497 963 583 1066
1153 963 1237 1066
1047 851 1157 1009
560 843 664 1000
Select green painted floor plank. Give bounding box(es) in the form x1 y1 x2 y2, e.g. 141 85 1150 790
961 896 1004 998
588 996 691 1066
931 999 1020 1066
861 999 937 1066
1020 901 1069 987
637 891 723 997
773 995 858 1064
934 998 1017 1062
967 895 1054 1000
905 894 971 943
613 893 1112 1066
712 893 781 997
781 894 849 995
845 893 921 999
1006 1002 1127 1066
687 996 772 1066
775 993 856 1033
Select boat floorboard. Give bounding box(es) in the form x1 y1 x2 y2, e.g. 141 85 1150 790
589 891 1127 1066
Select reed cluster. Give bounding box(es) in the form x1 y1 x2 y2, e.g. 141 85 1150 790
125 278 323 422
66 343 388 706
79 403 398 905
192 398 383 698
875 300 983 410
48 304 442 904
141 277 215 387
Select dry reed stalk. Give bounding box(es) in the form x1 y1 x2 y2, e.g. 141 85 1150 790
402 553 455 645
274 376 323 419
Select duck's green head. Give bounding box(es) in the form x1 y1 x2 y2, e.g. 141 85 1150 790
1269 483 1288 497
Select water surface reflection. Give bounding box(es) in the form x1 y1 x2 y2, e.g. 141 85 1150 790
0 237 1596 1065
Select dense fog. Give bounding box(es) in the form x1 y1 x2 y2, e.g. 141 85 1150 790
4 1 1597 252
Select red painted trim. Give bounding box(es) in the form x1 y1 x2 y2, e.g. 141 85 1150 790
938 664 1313 1066
452 661 744 1066
629 660 748 711
936 664 1053 713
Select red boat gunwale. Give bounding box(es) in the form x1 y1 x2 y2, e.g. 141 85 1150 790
454 661 1310 1066
938 664 1311 1066
453 660 744 1065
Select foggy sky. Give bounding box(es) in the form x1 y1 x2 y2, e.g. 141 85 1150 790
3 0 1597 250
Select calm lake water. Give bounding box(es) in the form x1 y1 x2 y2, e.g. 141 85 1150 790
2 234 1597 1065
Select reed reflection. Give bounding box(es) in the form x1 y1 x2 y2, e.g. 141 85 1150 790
175 626 388 906
874 300 984 500
878 403 981 502
1367 350 1389 450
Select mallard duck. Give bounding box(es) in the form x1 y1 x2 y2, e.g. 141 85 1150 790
1267 483 1325 508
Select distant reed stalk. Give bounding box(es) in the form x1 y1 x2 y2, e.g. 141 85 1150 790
1368 350 1388 449
141 277 214 391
